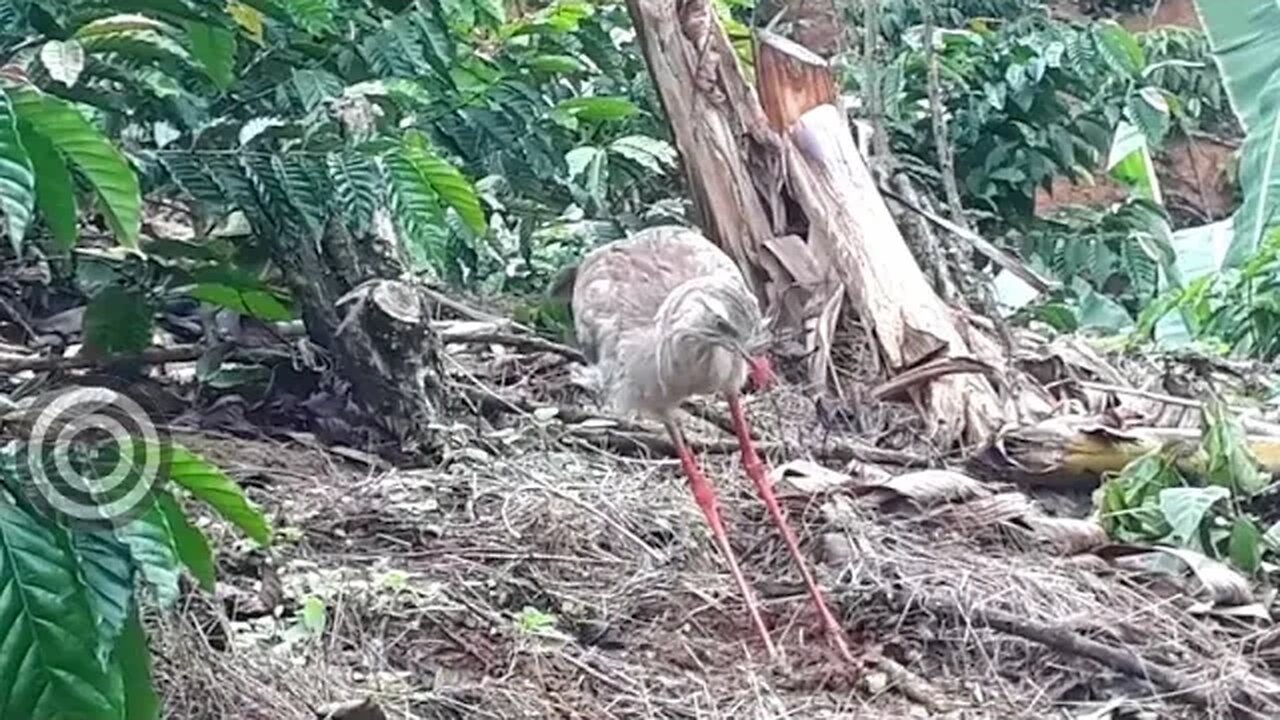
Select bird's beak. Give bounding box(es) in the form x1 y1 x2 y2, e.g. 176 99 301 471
734 343 774 392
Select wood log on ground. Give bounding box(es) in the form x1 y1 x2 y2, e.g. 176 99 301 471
624 0 1004 446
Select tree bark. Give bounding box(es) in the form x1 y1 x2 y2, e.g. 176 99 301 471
625 0 1003 446
273 215 445 457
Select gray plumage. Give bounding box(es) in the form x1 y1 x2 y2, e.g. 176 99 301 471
569 225 765 417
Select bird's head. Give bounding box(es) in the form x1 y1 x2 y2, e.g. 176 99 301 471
658 276 774 391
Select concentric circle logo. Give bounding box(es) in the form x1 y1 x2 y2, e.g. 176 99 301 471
19 386 168 527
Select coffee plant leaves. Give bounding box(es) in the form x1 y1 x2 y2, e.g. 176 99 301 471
167 445 271 546
1202 402 1269 495
115 608 160 720
401 131 486 235
156 490 215 591
115 500 183 608
0 89 35 253
18 119 78 250
8 86 141 248
68 527 137 658
0 495 123 720
555 96 638 121
186 21 237 90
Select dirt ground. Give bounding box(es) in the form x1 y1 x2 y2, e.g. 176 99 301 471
147 365 1280 719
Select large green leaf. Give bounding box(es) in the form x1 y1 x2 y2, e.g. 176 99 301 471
156 491 215 591
0 89 35 255
8 87 141 249
1193 0 1280 265
400 131 486 235
1158 485 1229 548
167 445 271 546
115 608 159 720
0 496 123 720
67 528 136 655
186 21 237 90
17 120 78 250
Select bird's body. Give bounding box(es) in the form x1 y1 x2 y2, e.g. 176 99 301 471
571 226 760 415
563 225 853 663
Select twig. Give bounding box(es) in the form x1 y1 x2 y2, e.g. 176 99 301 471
901 592 1272 716
0 344 289 373
441 328 585 364
0 345 204 372
879 184 1056 294
1068 380 1280 435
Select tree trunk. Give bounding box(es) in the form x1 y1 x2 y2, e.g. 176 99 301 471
625 0 1004 447
273 215 445 458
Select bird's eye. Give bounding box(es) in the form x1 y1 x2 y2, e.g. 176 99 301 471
713 318 737 338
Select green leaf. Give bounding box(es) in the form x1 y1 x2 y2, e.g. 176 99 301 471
1158 485 1229 547
187 283 293 321
401 131 486 235
1106 121 1162 204
291 68 341 111
186 21 237 90
385 152 449 274
40 40 86 87
1228 516 1262 573
555 96 638 121
117 499 183 608
565 146 602 180
608 134 677 174
1194 0 1280 265
167 445 271 546
1202 402 1269 495
525 54 585 74
8 87 141 249
0 495 123 719
75 13 174 37
286 0 337 34
84 285 154 355
1094 20 1145 77
156 491 214 591
474 0 505 25
18 120 78 251
327 150 378 232
68 528 136 654
0 89 35 255
115 608 159 720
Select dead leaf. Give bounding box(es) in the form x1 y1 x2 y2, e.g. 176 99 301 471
929 492 1033 528
1019 516 1109 554
855 469 990 507
770 459 852 497
1110 545 1254 607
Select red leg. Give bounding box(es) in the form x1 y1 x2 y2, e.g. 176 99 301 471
727 395 855 663
663 418 778 660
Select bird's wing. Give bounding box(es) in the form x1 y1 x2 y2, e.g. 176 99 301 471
571 225 745 365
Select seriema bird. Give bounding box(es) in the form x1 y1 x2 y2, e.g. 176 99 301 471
560 225 853 662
